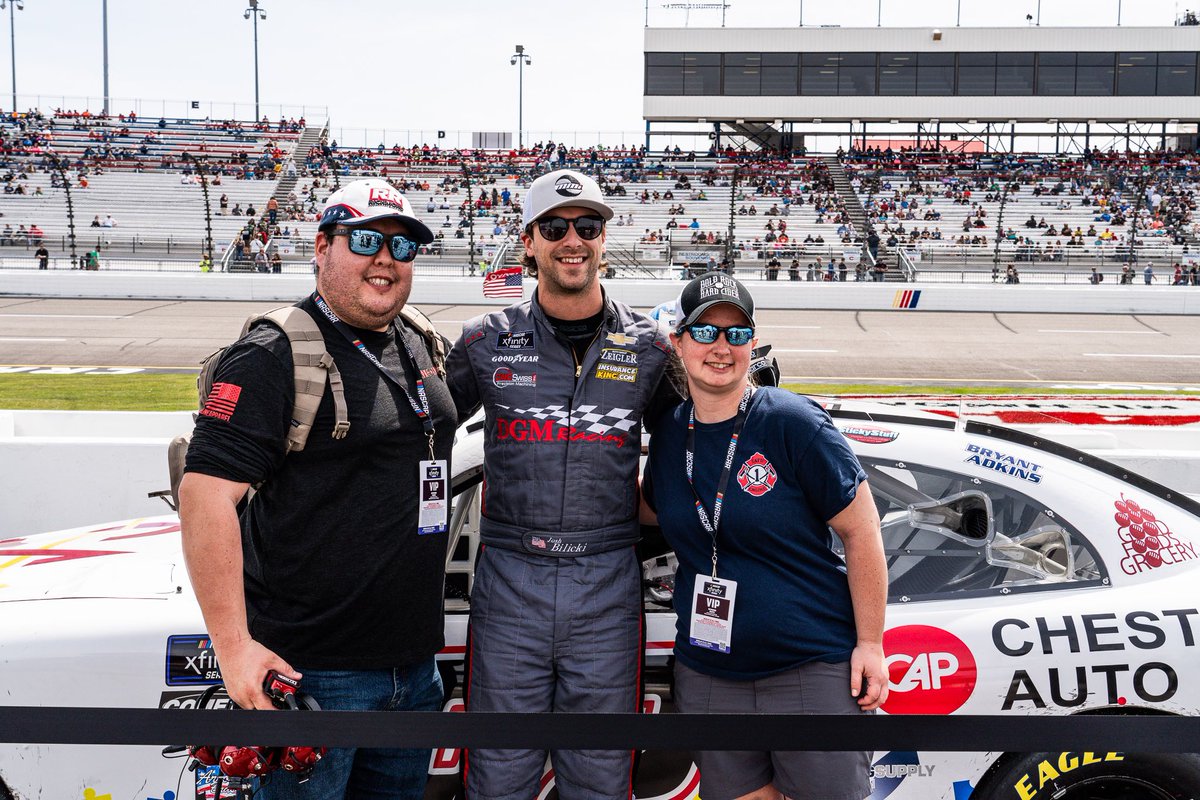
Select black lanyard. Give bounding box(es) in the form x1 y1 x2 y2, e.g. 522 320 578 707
312 292 436 458
684 385 753 578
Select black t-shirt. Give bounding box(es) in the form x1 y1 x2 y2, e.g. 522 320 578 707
185 297 456 669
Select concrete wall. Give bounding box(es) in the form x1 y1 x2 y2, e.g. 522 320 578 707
2 269 1197 314
1 409 1196 536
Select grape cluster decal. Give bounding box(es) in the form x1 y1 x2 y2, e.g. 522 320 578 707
1114 495 1197 575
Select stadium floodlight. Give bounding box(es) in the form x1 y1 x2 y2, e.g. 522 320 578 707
511 45 531 148
0 0 23 114
244 1 267 122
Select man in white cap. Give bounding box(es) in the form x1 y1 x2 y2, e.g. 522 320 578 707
180 178 455 799
445 169 683 800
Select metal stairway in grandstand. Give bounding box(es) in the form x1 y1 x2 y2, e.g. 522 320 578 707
820 155 888 275
268 122 327 208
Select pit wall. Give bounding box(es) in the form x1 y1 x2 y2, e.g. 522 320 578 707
1 409 1196 536
1 270 1197 314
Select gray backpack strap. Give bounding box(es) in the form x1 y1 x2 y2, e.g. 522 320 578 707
259 306 350 451
397 303 447 379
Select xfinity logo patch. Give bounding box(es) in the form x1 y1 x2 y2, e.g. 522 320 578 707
497 330 534 350
554 175 584 196
166 634 223 686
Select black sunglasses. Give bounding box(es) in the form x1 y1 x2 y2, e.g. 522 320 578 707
328 228 419 262
534 215 605 242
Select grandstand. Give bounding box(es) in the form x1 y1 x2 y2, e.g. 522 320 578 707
2 21 1200 286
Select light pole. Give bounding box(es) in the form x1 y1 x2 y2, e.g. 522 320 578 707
510 45 530 149
0 0 22 114
244 1 266 122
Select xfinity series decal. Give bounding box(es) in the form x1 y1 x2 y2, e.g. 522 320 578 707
1114 495 1197 575
166 634 222 686
840 425 900 444
882 625 977 715
497 330 534 350
963 443 1043 484
993 610 1196 709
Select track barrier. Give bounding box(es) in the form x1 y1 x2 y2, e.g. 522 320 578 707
0 707 1197 752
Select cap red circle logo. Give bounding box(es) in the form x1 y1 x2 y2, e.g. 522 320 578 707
882 625 977 715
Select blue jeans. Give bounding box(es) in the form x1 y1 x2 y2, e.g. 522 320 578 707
259 658 444 800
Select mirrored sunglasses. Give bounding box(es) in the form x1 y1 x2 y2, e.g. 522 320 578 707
681 324 755 347
330 228 419 262
535 215 605 242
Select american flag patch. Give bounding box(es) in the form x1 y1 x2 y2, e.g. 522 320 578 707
199 382 242 422
482 266 524 298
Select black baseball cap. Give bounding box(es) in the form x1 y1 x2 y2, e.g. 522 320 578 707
676 271 756 331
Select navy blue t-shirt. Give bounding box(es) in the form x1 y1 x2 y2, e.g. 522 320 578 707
644 387 866 680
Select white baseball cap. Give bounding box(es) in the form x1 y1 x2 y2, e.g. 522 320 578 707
319 178 434 244
521 169 614 229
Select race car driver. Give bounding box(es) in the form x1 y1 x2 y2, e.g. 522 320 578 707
445 168 682 800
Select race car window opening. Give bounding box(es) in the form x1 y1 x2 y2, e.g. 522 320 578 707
847 459 1105 602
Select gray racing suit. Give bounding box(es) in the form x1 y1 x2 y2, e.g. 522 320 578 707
446 288 679 800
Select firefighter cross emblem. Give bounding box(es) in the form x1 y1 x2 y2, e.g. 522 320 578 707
736 452 777 496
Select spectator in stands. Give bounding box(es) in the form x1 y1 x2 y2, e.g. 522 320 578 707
766 255 781 281
1089 267 1102 285
270 252 282 274
90 215 101 228
789 258 800 281
103 214 117 228
219 194 229 215
838 259 848 282
231 203 242 216
245 204 257 219
266 197 278 225
35 243 48 269
1144 262 1156 284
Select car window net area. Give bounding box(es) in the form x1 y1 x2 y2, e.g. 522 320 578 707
853 458 1105 602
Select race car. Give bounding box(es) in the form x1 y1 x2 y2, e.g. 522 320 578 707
1 400 1198 800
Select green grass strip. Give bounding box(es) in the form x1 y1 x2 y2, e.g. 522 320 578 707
0 374 197 411
0 375 1188 413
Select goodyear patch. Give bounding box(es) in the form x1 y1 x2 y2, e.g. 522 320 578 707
595 364 638 382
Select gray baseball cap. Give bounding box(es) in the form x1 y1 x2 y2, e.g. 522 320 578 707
521 169 614 229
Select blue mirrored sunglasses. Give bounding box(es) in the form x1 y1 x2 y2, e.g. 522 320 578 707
680 324 755 346
329 228 419 262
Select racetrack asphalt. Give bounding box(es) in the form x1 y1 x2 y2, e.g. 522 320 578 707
0 297 1197 388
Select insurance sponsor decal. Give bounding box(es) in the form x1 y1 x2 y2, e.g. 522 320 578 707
166 634 222 686
992 609 1196 710
882 625 977 715
594 363 638 382
840 425 900 444
1114 494 1197 575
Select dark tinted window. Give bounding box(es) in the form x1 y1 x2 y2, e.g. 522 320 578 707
724 53 761 95
646 52 683 95
1038 66 1075 95
761 53 798 95
840 65 877 95
879 52 916 95
1076 53 1114 95
918 53 955 95
1158 63 1196 95
802 53 840 95
958 66 995 95
683 53 721 95
996 52 1034 94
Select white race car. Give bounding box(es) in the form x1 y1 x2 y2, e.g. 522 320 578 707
1 401 1198 800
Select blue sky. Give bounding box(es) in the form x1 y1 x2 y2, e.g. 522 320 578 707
2 0 1183 146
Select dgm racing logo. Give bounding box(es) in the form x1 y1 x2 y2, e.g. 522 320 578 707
166 634 223 686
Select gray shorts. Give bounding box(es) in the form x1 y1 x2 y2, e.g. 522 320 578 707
674 660 872 800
